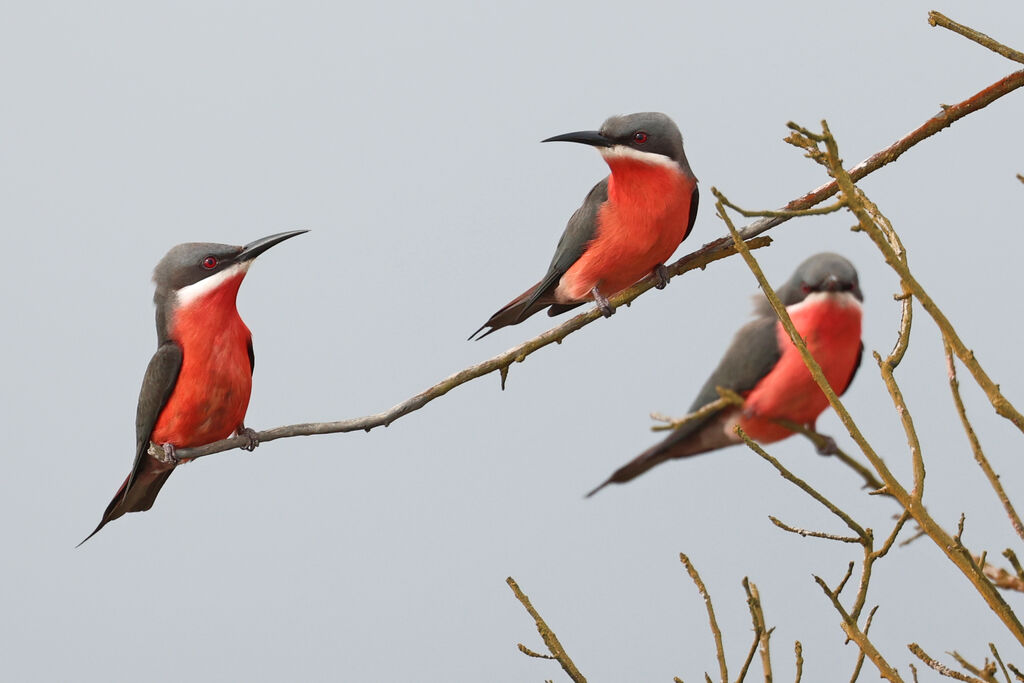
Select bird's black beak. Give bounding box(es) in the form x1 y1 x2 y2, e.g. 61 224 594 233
821 274 864 301
542 130 614 147
237 230 309 262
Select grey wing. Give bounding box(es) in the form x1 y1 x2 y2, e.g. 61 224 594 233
683 183 699 241
519 178 608 312
586 316 784 496
673 316 783 441
126 342 183 491
840 342 863 396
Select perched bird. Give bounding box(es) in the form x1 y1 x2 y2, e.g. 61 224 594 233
81 230 306 544
587 252 863 496
470 112 698 339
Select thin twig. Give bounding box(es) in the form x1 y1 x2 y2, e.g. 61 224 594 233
652 393 743 432
848 606 879 683
681 554 728 683
773 419 886 492
1004 549 1024 580
768 516 861 544
928 11 1024 64
734 626 763 683
908 643 985 682
793 642 803 683
990 643 1011 683
743 579 773 682
736 426 868 544
944 341 1024 543
814 577 902 682
506 577 586 683
977 559 1024 593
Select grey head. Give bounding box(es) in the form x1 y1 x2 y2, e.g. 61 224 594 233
542 112 689 169
772 252 863 309
151 230 307 341
153 230 308 298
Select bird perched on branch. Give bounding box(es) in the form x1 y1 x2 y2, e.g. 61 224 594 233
470 112 698 339
587 252 863 497
80 230 306 544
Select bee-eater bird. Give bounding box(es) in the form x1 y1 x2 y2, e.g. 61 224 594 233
471 112 698 339
587 252 863 496
81 230 306 544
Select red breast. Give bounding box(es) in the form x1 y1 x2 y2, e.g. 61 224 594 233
150 272 253 447
557 159 696 302
738 292 863 442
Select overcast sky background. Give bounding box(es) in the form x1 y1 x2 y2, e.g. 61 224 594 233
3 2 1024 680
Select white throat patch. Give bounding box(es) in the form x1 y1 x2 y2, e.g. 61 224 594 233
791 290 862 312
599 144 679 169
174 262 250 308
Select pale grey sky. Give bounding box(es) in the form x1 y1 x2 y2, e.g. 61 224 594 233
2 2 1023 680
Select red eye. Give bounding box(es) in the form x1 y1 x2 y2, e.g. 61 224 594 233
633 131 648 143
202 256 218 269
801 283 812 294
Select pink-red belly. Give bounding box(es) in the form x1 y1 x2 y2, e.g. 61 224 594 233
151 293 253 448
556 160 695 302
739 295 862 442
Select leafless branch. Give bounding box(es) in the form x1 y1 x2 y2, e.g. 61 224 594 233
928 11 1024 64
742 578 773 682
990 643 1012 683
768 516 861 544
814 576 902 682
507 577 586 683
943 342 1024 543
681 553 728 683
165 36 1024 462
908 643 985 682
651 393 743 433
734 625 763 683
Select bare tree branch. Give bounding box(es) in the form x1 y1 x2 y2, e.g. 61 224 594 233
173 237 767 461
742 578 773 682
908 643 985 682
990 643 1012 683
814 576 902 682
507 577 586 683
943 341 1024 543
681 553 729 683
928 11 1024 64
734 625 763 683
168 47 1024 462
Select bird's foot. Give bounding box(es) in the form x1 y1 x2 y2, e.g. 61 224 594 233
238 426 260 452
816 434 839 456
591 287 615 318
653 263 671 290
153 442 180 465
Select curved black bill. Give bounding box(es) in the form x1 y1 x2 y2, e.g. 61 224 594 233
238 230 309 262
541 130 613 147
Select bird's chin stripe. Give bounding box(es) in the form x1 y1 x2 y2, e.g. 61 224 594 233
599 145 679 169
175 262 250 308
